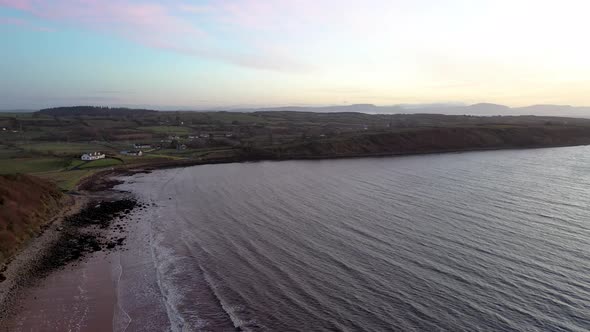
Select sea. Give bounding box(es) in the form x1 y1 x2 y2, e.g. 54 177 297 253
113 146 590 331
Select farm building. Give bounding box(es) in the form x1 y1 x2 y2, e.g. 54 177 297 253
81 152 106 161
134 143 152 149
121 150 143 156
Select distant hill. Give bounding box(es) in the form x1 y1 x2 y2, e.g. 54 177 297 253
229 103 590 117
233 104 385 113
37 106 157 117
511 105 590 117
31 103 590 118
466 103 511 113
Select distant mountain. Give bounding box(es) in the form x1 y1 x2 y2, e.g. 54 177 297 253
467 103 511 113
38 106 157 117
512 105 590 117
230 103 590 118
234 104 385 113
515 104 573 112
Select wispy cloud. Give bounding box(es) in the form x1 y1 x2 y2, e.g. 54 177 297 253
0 0 312 72
0 0 204 38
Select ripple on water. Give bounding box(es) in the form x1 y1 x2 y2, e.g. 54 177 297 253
121 146 590 332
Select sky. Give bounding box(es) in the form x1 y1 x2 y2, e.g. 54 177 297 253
1 0 590 110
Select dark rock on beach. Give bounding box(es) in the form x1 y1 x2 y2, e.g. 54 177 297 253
33 199 138 277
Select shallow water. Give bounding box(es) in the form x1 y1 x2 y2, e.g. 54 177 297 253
118 146 590 331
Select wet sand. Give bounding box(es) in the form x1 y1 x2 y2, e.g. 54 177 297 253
2 252 116 332
0 183 144 331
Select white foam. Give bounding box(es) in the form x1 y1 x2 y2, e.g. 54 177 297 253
112 252 132 332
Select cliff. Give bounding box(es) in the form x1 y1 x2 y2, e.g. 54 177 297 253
0 174 63 263
263 126 590 159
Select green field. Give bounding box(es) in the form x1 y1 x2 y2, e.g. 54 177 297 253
68 159 86 168
19 142 115 155
0 157 67 174
138 126 193 135
0 145 21 158
0 154 124 190
201 112 267 124
38 169 97 191
0 112 35 118
142 151 184 160
78 158 122 169
3 106 590 193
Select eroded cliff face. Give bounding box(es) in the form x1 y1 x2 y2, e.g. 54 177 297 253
267 126 590 158
0 174 63 263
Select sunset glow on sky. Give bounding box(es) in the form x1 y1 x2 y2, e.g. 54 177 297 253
1 0 590 109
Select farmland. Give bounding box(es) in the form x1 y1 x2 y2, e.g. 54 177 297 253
3 106 590 191
138 126 193 135
0 158 68 174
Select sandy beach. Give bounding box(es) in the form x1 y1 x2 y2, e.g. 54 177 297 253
2 251 116 332
0 172 150 332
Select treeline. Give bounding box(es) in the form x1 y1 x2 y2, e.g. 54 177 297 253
37 106 157 117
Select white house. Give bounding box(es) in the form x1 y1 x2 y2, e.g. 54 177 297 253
81 152 106 161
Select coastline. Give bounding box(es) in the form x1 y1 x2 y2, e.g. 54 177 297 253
76 140 590 192
0 194 86 316
1 142 590 330
0 175 145 331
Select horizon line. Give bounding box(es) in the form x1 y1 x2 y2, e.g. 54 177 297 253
2 102 589 113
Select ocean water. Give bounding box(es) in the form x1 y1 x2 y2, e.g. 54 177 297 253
116 146 590 331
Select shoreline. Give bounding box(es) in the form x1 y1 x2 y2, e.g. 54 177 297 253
77 141 590 190
4 141 587 287
0 178 145 331
1 142 589 330
0 194 87 315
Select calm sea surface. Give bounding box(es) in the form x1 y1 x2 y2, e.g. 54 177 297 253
117 146 590 331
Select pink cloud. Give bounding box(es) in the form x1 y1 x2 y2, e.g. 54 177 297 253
0 16 53 31
0 0 313 72
0 0 33 11
0 0 204 36
196 0 418 36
